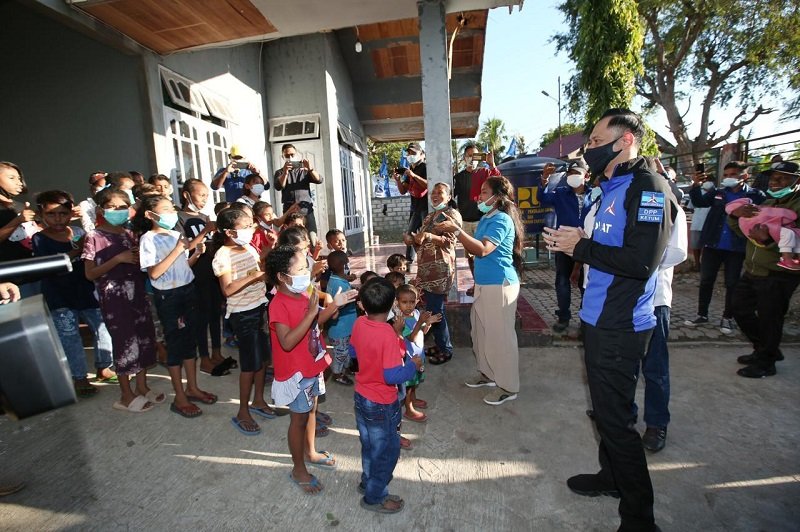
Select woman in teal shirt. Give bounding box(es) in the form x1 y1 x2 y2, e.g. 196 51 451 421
437 176 525 405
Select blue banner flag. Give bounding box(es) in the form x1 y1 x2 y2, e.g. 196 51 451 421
399 148 408 169
380 153 391 197
505 137 518 158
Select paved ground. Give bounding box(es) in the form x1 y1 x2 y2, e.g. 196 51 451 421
1 343 798 531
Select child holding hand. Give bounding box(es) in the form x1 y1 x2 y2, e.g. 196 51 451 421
266 245 357 494
351 277 422 513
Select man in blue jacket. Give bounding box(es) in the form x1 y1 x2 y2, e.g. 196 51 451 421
684 162 765 334
539 160 592 332
544 109 674 532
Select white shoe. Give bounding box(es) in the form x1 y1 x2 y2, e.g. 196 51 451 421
719 318 735 335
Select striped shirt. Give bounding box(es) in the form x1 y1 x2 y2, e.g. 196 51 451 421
212 244 267 315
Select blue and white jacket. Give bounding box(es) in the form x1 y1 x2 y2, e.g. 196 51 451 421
575 157 677 332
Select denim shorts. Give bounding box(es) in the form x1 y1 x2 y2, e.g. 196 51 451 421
287 376 320 414
228 304 268 373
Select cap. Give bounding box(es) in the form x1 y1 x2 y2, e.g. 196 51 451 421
229 145 244 159
766 161 799 177
406 142 423 153
567 161 588 177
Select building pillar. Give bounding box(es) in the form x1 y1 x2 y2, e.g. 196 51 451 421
418 0 459 300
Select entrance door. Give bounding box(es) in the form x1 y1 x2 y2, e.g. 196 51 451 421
270 140 327 235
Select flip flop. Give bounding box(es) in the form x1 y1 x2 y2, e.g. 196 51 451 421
315 424 330 438
316 411 333 425
201 359 233 377
145 390 166 404
170 402 202 418
400 436 413 450
94 374 118 384
403 411 428 423
231 416 261 435
249 406 277 419
187 392 218 405
427 352 452 365
112 395 154 413
305 450 336 470
289 472 323 494
360 496 405 513
412 398 428 409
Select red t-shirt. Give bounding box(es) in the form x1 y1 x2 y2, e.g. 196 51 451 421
250 228 278 255
269 291 331 380
351 316 407 404
468 166 501 202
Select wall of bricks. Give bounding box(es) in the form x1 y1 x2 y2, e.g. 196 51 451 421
370 196 411 233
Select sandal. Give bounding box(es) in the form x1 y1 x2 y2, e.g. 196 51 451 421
170 402 202 418
187 392 218 405
333 374 354 386
403 411 428 423
400 436 413 450
412 398 428 409
427 352 452 365
315 424 330 438
316 411 333 426
74 383 98 398
231 416 260 435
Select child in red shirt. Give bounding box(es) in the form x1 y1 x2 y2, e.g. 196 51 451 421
266 245 357 494
351 277 423 514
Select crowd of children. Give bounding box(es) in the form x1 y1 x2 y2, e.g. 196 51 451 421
24 171 447 513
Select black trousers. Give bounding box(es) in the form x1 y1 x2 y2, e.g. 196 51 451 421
698 247 744 319
583 322 655 531
732 271 800 365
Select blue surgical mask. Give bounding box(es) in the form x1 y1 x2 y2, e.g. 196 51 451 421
153 211 179 230
103 209 130 226
124 189 135 204
432 202 448 211
477 195 495 214
767 183 798 199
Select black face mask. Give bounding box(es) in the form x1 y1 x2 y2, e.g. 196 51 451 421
583 137 622 176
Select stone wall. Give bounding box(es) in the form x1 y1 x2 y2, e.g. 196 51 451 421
370 196 411 234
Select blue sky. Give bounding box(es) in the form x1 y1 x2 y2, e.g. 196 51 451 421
478 3 799 154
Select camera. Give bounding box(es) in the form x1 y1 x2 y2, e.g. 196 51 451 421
298 201 313 215
289 160 303 169
235 160 249 170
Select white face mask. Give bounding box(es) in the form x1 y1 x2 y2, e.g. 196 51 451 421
407 153 420 165
251 184 265 196
701 181 715 191
231 227 254 246
466 159 479 171
285 273 311 294
567 174 585 189
721 177 741 188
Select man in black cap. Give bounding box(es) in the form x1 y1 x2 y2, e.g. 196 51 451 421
394 142 428 263
728 160 800 378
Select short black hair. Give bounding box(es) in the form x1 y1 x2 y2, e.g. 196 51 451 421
285 212 306 225
94 186 130 207
327 250 347 271
281 143 296 153
600 108 645 146
266 245 301 285
277 225 309 248
244 173 264 186
396 283 418 299
148 173 170 185
253 201 273 216
359 277 396 315
326 228 344 243
360 270 378 284
462 140 478 153
387 253 407 269
385 271 405 286
214 201 230 215
724 160 750 171
107 172 133 186
36 190 74 210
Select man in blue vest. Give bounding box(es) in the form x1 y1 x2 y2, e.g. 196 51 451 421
544 109 674 532
539 160 592 332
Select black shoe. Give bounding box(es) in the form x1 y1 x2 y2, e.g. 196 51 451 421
737 364 776 378
566 474 620 498
585 409 595 420
552 320 570 333
737 351 784 364
642 427 667 452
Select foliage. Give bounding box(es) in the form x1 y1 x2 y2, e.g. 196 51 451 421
554 0 644 130
367 140 410 175
477 117 507 160
538 123 584 151
515 135 528 155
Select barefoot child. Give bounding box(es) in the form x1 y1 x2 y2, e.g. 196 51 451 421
32 190 116 397
351 277 422 513
394 284 438 423
83 187 160 412
325 250 358 385
266 245 357 493
212 207 276 435
134 196 216 418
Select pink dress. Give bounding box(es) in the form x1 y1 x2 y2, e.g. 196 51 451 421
725 198 800 245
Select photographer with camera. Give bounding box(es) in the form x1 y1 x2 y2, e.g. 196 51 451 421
273 143 323 245
211 145 260 203
395 142 428 264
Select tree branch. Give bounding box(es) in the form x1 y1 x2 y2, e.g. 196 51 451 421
705 106 775 147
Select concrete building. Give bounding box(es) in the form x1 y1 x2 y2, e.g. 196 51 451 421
0 0 519 251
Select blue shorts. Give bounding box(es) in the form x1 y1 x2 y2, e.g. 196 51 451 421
288 376 320 414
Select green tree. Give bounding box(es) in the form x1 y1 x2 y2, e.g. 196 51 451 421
515 135 528 155
554 0 644 130
367 140 409 175
477 117 507 160
538 123 584 151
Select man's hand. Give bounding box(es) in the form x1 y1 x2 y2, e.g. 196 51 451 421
487 151 496 168
691 171 708 187
248 162 260 174
302 159 311 171
730 204 759 218
542 226 587 257
0 282 20 304
541 163 556 187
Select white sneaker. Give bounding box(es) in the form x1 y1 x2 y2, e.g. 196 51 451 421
720 318 735 335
